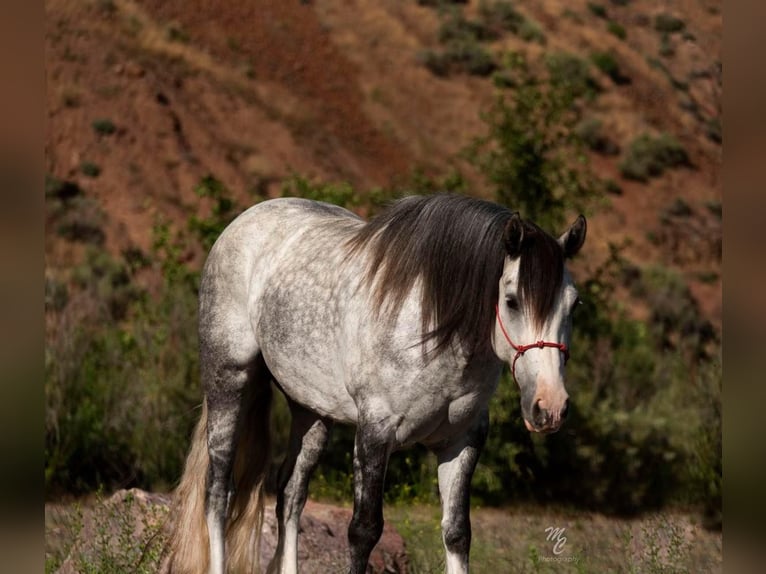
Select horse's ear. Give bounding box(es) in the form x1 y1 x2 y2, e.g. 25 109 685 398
558 214 587 258
504 213 524 259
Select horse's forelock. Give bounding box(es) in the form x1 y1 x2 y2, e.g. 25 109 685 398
517 222 565 331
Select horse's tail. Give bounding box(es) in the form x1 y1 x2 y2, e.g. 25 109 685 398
166 381 273 574
227 381 272 573
165 400 211 574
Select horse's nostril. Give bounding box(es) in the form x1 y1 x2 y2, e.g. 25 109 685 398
560 399 569 420
532 399 543 424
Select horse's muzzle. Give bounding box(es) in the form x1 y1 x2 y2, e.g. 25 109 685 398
524 397 569 433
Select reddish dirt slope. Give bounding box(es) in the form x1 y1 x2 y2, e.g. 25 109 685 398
45 0 721 323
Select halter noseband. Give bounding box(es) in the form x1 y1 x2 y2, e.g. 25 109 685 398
494 304 569 383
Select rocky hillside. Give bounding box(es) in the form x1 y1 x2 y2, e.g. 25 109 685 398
45 0 721 321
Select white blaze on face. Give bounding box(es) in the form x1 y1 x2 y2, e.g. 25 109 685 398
494 258 578 432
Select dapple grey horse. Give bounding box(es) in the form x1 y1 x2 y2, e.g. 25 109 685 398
166 194 586 574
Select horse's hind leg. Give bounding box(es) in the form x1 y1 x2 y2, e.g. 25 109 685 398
202 343 267 574
203 364 247 574
268 399 332 574
433 410 489 574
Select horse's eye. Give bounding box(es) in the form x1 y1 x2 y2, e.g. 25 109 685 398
506 296 519 311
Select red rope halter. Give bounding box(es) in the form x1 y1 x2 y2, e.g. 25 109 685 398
494 304 569 383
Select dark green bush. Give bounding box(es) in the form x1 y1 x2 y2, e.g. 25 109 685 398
91 118 116 136
166 22 190 43
575 117 621 155
654 13 686 34
659 33 675 58
55 197 106 245
607 21 627 40
522 249 721 514
45 177 245 496
587 2 608 19
478 0 525 34
664 197 693 218
438 10 496 43
469 52 597 230
604 178 623 195
80 161 101 178
46 175 82 200
706 117 722 144
420 41 496 77
591 51 631 85
545 52 599 100
188 175 238 251
620 133 690 181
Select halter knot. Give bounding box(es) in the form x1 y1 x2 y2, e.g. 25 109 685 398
494 304 570 383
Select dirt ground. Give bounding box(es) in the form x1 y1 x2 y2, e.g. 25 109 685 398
45 491 721 573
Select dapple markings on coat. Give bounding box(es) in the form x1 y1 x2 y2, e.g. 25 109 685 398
166 194 586 574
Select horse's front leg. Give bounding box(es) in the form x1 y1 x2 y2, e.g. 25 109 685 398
434 410 490 574
347 417 394 574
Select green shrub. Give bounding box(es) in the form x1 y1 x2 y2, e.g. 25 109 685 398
55 197 106 245
517 18 546 43
188 175 238 251
591 51 631 84
654 13 685 34
620 133 690 181
469 51 597 230
587 2 608 19
575 117 620 155
281 174 360 207
664 197 693 218
166 22 190 43
706 117 722 144
478 0 525 34
80 161 101 178
604 178 623 195
473 1 543 44
45 176 244 495
46 175 82 200
407 166 467 195
420 41 496 77
607 21 627 39
545 51 599 100
438 10 496 43
45 275 69 312
91 118 116 136
526 250 721 514
659 33 675 58
705 200 722 219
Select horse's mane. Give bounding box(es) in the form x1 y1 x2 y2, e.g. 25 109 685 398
346 194 564 359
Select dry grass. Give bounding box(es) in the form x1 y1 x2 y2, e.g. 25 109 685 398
387 503 722 574
46 495 722 573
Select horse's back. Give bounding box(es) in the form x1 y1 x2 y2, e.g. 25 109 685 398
202 197 359 294
198 198 363 407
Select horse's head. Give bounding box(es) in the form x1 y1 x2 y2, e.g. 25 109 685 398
492 213 587 434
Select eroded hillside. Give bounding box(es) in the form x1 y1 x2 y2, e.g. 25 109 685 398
45 0 721 322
